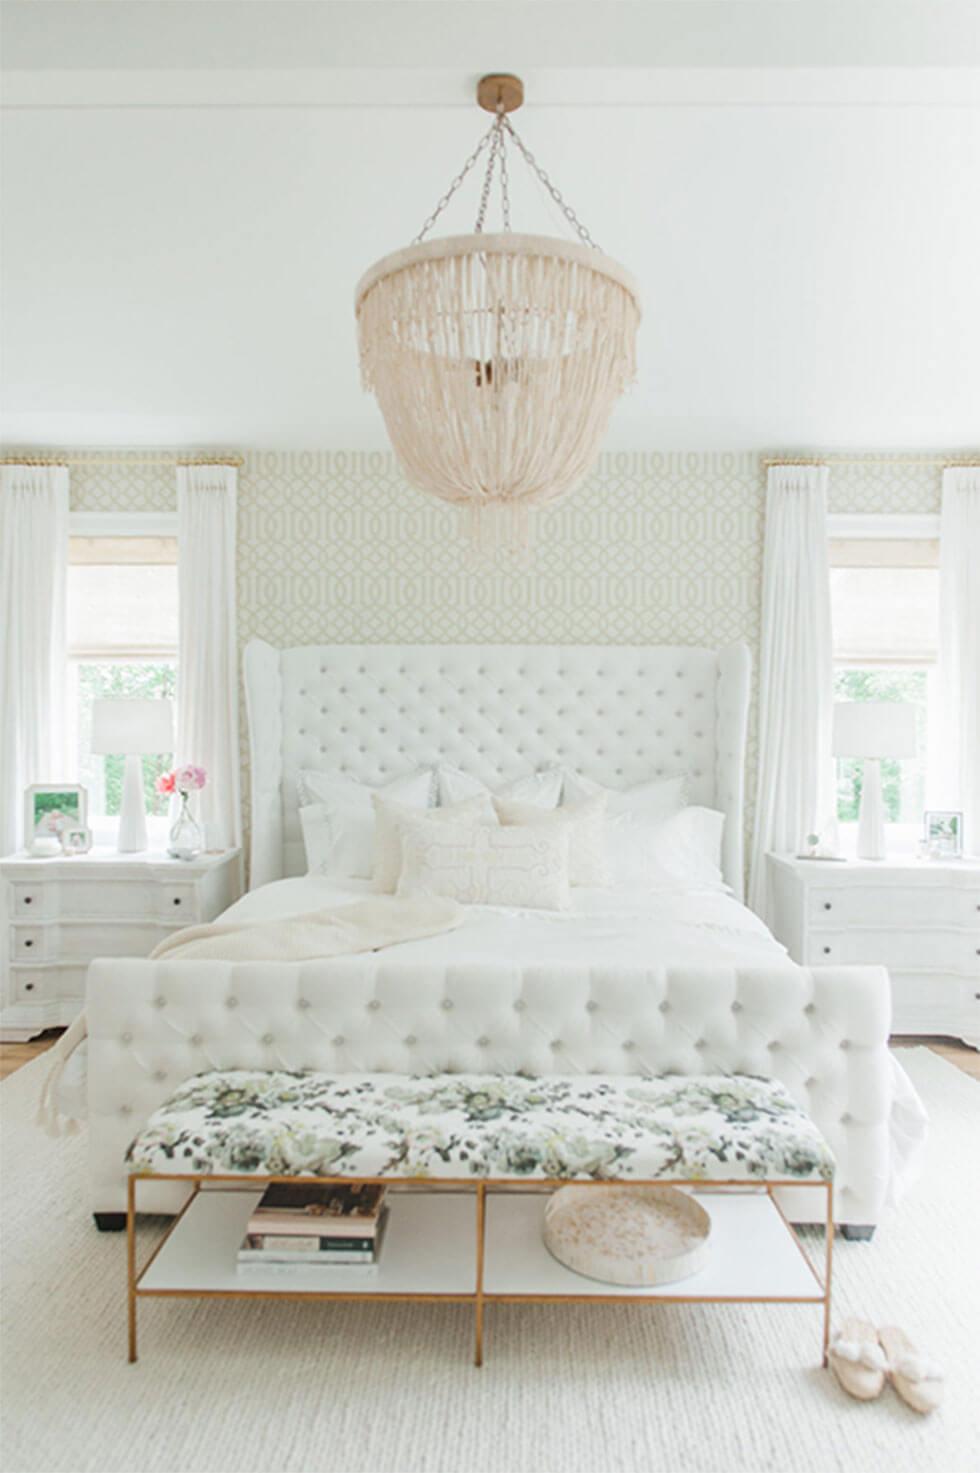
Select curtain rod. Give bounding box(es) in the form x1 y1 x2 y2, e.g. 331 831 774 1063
762 454 978 468
0 453 244 468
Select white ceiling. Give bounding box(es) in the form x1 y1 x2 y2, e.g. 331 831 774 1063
2 2 979 451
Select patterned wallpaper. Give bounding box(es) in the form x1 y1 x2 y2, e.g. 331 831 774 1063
56 446 952 860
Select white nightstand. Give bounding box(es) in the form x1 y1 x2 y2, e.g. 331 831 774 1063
766 853 980 1048
0 848 242 1041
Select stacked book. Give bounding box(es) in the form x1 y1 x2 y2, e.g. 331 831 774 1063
237 1183 388 1272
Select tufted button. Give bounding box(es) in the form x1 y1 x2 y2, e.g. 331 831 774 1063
840 1112 852 1125
513 999 525 1012
695 1038 707 1050
550 1039 563 1051
154 996 166 1009
262 1033 275 1045
404 1034 417 1047
477 1035 490 1048
119 1104 132 1116
226 996 238 1009
367 999 381 1011
441 998 454 1011
332 1035 345 1046
731 1000 742 1013
190 1033 203 1046
622 1040 636 1052
839 1039 851 1050
297 997 310 1010
805 1076 817 1088
804 1002 815 1015
121 1031 132 1044
153 1069 167 1083
768 1040 780 1051
659 1000 670 1013
586 1000 598 1013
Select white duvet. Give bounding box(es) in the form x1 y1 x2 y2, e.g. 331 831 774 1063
215 875 791 972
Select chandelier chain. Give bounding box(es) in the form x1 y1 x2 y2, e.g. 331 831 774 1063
413 119 498 243
412 107 598 249
474 118 502 234
502 117 599 250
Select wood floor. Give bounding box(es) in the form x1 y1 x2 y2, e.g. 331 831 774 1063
2 1029 978 1082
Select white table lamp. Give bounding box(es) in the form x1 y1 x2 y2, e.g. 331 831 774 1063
832 701 917 860
91 699 174 853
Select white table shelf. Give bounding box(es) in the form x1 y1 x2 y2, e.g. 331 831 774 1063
138 1186 822 1303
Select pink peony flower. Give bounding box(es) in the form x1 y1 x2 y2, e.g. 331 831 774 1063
155 772 176 796
175 765 207 793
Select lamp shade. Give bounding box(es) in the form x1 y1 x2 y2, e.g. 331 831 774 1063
90 698 174 756
832 701 917 760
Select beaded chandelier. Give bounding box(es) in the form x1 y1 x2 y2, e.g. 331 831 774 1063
355 75 641 545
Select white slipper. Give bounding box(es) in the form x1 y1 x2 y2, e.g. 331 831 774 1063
878 1325 944 1415
828 1319 888 1401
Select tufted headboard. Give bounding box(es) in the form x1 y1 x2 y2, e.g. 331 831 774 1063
243 641 751 899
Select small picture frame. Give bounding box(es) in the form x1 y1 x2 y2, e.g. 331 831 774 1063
923 810 963 858
25 785 88 854
60 825 93 856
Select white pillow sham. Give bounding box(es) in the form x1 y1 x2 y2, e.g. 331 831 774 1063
493 794 610 887
397 818 571 911
437 764 564 809
561 770 686 824
297 767 434 880
617 806 727 892
372 792 496 893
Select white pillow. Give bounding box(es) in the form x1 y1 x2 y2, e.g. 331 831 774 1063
397 818 571 911
562 770 686 824
493 794 610 887
437 764 564 809
616 806 727 892
372 792 496 893
297 768 434 880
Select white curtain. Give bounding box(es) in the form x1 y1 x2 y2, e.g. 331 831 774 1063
933 467 980 855
0 459 68 854
749 465 834 917
0 465 69 854
176 465 241 852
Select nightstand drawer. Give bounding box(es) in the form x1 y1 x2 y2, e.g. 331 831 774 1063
9 920 166 962
11 883 50 919
808 886 980 930
808 928 980 971
49 879 161 919
11 965 88 1002
154 884 200 921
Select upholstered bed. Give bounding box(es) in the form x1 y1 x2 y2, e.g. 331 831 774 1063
82 641 927 1226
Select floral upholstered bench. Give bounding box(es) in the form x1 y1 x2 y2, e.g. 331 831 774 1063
125 1069 835 1182
123 1070 835 1368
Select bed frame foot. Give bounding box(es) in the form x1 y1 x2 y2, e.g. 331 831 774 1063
840 1223 875 1242
94 1212 127 1232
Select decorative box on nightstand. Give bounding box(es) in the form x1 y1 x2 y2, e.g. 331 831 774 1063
766 853 980 1049
0 848 241 1041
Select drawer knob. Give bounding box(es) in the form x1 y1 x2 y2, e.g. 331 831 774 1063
24 939 33 948
823 902 832 911
24 896 32 906
25 982 34 992
823 946 831 955
173 897 182 907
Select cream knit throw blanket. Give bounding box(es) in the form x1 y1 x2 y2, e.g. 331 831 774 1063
36 896 464 1136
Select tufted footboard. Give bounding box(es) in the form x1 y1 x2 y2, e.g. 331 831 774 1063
86 956 925 1226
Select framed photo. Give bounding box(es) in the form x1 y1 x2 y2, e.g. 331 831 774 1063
25 785 88 850
923 810 963 858
60 825 93 856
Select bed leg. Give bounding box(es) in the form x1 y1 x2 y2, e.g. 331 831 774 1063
94 1212 127 1232
840 1224 875 1243
474 1182 486 1369
127 1176 138 1364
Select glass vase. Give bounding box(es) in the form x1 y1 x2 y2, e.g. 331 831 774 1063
168 793 203 861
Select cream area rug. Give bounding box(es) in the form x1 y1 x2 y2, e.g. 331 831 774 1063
1 1049 976 1473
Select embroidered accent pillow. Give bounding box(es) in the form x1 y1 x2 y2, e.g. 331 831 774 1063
297 768 434 880
437 764 564 809
397 819 571 911
371 792 496 894
493 794 610 887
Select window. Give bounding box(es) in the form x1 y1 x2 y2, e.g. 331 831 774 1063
829 516 939 848
66 521 178 843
